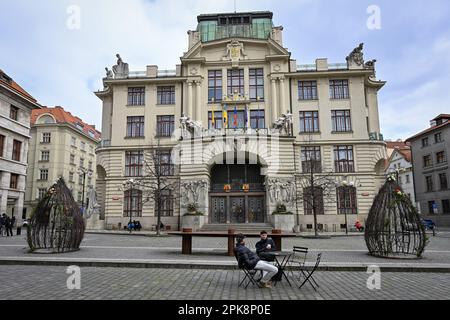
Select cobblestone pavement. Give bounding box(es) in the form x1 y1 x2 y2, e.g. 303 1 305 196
0 265 448 300
1 233 449 265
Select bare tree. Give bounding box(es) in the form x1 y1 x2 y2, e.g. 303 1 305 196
295 135 337 237
138 141 180 236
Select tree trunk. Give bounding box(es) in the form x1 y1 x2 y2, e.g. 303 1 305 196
156 194 162 236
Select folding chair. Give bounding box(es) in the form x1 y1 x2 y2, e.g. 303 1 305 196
234 249 262 289
287 246 308 282
298 253 322 291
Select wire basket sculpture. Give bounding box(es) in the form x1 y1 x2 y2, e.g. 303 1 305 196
365 176 427 258
27 178 85 253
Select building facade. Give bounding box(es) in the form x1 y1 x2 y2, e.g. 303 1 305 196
385 142 416 206
407 114 450 225
96 11 387 232
0 69 40 224
24 107 101 215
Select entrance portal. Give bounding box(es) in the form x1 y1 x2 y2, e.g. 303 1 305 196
209 163 266 224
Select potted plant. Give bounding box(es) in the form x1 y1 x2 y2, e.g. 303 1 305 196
182 203 206 231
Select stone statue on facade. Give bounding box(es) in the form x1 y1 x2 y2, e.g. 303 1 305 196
346 43 365 66
272 111 293 135
267 178 296 205
105 67 113 79
181 180 208 207
112 54 129 78
180 115 203 137
223 40 248 62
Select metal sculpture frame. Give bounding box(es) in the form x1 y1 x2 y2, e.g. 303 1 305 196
365 177 427 258
27 178 85 253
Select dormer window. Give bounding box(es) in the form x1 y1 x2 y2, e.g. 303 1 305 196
76 123 84 131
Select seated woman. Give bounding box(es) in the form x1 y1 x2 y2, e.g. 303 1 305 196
355 220 364 232
255 231 277 262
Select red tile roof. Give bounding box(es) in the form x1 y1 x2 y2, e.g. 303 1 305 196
432 114 450 121
31 106 101 141
0 69 38 103
386 141 410 150
406 120 450 142
396 148 412 163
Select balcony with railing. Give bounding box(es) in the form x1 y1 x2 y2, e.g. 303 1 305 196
297 62 348 72
199 21 272 42
96 140 111 149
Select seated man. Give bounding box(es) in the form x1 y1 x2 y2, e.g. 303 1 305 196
134 221 142 231
255 231 276 262
235 234 278 289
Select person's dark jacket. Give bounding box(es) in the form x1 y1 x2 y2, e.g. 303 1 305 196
255 238 276 254
235 243 260 269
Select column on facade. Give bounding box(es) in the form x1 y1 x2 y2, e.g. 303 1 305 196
187 81 193 118
14 192 24 224
0 172 8 213
279 78 286 116
271 79 278 122
195 81 202 123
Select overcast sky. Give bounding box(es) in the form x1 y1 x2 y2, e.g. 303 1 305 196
1 0 449 140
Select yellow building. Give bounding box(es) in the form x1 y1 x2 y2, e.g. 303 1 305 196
95 11 387 232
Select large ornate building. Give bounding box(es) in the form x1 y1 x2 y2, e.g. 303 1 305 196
95 11 387 232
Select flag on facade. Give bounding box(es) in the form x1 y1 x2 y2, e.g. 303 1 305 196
233 105 238 127
223 104 228 127
211 108 215 127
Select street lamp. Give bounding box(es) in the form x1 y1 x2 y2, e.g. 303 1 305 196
121 178 142 233
77 167 93 214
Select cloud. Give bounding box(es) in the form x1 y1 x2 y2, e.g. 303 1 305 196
0 0 449 139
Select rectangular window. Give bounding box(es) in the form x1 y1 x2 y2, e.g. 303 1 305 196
250 110 265 129
80 141 86 151
80 158 85 168
42 133 51 143
10 105 19 121
157 86 175 105
12 140 22 161
227 69 244 96
423 155 432 167
69 172 74 183
303 187 324 215
125 151 144 177
426 176 433 192
334 146 355 173
127 116 145 138
329 80 349 99
38 188 47 200
298 81 318 100
156 115 175 137
0 135 4 158
208 70 223 102
87 177 92 186
10 174 19 189
124 189 143 217
70 154 75 165
160 190 174 217
128 87 145 106
71 137 76 146
428 201 436 214
435 132 443 143
78 174 84 185
301 146 322 173
443 200 450 214
88 161 93 171
436 151 446 164
227 110 246 129
249 68 264 101
77 191 83 202
299 111 319 133
406 174 410 184
156 150 174 176
336 187 357 215
422 137 429 147
208 111 223 129
332 110 352 132
439 173 448 190
41 150 50 161
40 169 49 181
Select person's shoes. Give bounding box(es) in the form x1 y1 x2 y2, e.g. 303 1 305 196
259 281 272 289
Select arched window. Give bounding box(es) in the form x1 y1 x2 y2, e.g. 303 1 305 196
37 115 55 124
124 189 142 218
336 186 357 215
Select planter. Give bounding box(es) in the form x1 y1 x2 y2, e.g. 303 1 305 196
181 215 206 232
272 214 295 233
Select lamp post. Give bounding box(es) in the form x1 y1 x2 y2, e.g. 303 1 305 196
77 167 93 214
121 178 141 233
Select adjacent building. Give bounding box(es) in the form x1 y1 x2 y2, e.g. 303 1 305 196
95 11 387 232
407 114 450 225
385 141 415 206
0 69 41 224
24 107 101 215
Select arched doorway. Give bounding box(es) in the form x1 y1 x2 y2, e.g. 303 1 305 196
209 162 266 224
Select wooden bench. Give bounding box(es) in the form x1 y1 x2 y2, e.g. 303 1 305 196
168 229 297 256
